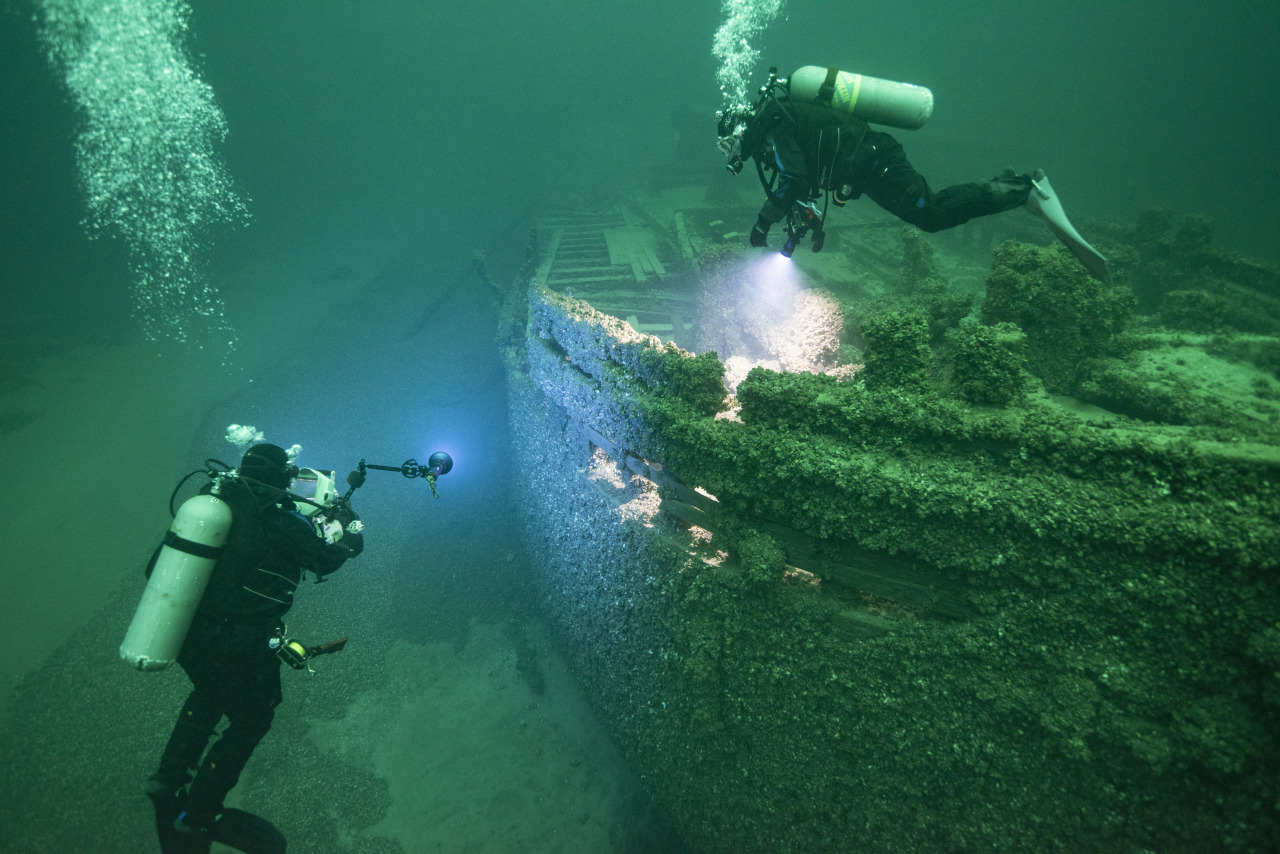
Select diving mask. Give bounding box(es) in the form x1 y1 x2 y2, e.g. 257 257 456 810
718 135 744 175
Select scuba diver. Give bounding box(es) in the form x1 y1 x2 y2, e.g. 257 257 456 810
718 65 1108 278
141 443 363 850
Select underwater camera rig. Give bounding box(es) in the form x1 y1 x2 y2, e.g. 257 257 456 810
164 450 454 546
346 452 454 498
782 200 825 257
293 452 455 541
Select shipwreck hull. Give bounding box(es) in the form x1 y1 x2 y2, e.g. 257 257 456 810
500 217 1280 852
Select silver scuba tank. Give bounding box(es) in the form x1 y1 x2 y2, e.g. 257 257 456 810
787 65 934 130
119 493 232 671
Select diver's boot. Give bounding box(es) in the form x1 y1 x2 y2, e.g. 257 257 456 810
984 167 1034 213
180 725 260 836
175 758 226 836
145 775 187 808
1024 169 1109 279
173 807 219 837
147 748 196 807
179 759 236 835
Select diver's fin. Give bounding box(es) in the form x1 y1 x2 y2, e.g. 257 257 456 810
207 808 287 854
151 789 212 853
1025 169 1109 279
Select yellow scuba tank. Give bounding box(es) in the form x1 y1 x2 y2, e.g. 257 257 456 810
788 65 934 130
119 493 232 671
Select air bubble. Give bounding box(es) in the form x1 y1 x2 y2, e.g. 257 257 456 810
39 0 247 349
712 0 784 108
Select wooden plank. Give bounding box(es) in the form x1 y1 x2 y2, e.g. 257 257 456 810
535 229 563 285
675 211 696 262
616 194 675 245
565 416 966 621
628 249 647 283
548 275 631 285
551 266 628 275
589 309 688 324
605 226 667 284
661 498 709 528
623 457 719 513
816 560 967 620
603 229 626 267
643 245 667 278
831 609 894 638
571 289 697 304
758 520 969 620
578 423 620 457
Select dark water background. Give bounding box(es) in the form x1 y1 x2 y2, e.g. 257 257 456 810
0 1 1277 850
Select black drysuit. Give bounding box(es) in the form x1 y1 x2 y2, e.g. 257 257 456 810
743 97 1030 233
148 478 361 822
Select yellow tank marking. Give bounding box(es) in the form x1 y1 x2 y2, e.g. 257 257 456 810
833 72 862 114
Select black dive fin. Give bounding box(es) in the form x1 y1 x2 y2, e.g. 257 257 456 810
208 808 287 854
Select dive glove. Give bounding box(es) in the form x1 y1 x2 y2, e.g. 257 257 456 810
749 215 770 248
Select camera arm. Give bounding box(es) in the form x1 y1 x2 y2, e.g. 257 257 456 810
344 451 453 500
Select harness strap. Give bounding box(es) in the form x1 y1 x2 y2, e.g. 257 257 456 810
817 127 841 189
755 148 779 196
816 66 840 106
163 529 223 560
